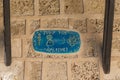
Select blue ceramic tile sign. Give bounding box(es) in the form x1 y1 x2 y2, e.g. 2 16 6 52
32 30 81 54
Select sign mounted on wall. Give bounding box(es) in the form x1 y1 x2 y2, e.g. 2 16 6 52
32 30 81 54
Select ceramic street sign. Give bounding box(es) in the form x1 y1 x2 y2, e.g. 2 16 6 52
32 30 81 54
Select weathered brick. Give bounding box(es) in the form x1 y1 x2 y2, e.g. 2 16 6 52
84 0 104 14
0 0 3 17
0 61 24 80
87 19 104 33
11 0 34 16
69 18 87 33
84 35 98 57
88 18 120 33
64 0 83 14
39 0 60 15
113 19 120 32
112 38 120 51
111 34 120 56
29 20 40 34
25 62 42 80
115 0 120 14
43 62 67 80
71 60 100 80
11 20 26 37
96 19 104 33
41 18 68 28
104 59 120 80
87 18 97 33
11 39 22 57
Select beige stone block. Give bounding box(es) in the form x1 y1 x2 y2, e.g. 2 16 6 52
103 59 120 80
0 0 3 17
96 19 104 33
64 0 83 14
11 39 22 57
39 0 60 15
71 59 100 80
11 0 34 16
43 62 67 80
87 18 97 33
29 19 40 35
84 0 104 14
69 18 87 33
87 18 104 33
88 18 120 33
11 20 26 37
41 18 69 28
112 33 120 56
0 61 24 80
25 61 42 80
83 35 98 57
113 19 120 32
115 0 120 14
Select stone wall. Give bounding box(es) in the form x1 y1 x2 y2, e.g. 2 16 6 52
0 0 120 80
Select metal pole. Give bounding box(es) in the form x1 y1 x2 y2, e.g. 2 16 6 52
102 0 115 74
3 0 11 66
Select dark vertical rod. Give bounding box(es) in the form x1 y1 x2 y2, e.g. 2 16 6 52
102 0 115 74
3 0 11 66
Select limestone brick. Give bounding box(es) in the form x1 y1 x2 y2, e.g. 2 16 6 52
64 0 83 14
71 60 100 80
11 0 34 16
39 0 60 15
11 20 26 37
84 0 104 14
0 61 24 80
25 62 42 80
43 62 67 80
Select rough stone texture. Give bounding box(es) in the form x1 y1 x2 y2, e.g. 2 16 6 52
87 19 104 33
96 19 104 33
112 34 120 56
11 39 22 57
88 18 120 33
87 18 97 33
43 62 67 80
64 0 83 14
25 62 42 80
113 19 120 32
71 60 100 80
84 0 104 14
39 0 60 15
11 20 26 37
69 18 87 33
0 61 24 80
84 35 98 57
11 0 34 16
112 35 120 50
0 0 2 17
104 59 120 80
115 0 120 14
41 18 68 28
29 20 40 34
